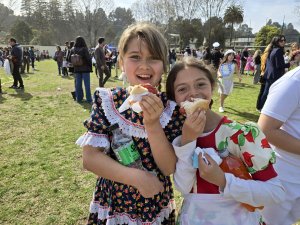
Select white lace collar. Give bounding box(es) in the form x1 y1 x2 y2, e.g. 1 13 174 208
97 88 177 139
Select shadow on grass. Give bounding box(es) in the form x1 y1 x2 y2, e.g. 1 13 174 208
78 101 93 111
61 76 74 80
20 74 29 78
225 106 259 122
0 92 7 103
8 90 33 101
233 82 256 89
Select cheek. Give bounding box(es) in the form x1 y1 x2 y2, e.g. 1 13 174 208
174 92 186 104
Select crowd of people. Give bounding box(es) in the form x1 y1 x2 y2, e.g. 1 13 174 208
1 23 299 225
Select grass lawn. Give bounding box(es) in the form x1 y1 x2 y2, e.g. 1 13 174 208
0 60 298 225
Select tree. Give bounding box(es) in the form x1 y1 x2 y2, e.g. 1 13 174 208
109 7 135 29
197 0 238 20
255 25 280 47
21 0 34 19
223 5 243 46
173 17 204 48
0 3 14 31
10 20 33 44
132 0 175 25
235 24 253 37
108 7 135 45
172 0 200 20
203 16 226 47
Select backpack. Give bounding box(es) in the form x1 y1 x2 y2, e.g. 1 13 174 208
71 54 83 66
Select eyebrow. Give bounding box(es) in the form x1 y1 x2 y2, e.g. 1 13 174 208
175 77 207 89
127 50 141 54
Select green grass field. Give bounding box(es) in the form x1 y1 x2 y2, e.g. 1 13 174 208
0 60 298 225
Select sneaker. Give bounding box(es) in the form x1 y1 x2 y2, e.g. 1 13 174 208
9 85 18 89
219 107 224 113
17 86 24 89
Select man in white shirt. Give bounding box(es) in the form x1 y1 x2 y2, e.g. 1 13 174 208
258 67 300 225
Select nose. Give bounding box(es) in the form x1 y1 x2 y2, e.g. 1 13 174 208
138 58 151 70
188 87 198 100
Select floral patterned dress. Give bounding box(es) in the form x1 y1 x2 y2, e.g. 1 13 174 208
76 87 184 225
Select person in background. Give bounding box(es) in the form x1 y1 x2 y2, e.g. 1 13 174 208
165 57 285 225
217 49 241 113
29 46 36 71
8 37 24 89
105 45 113 76
289 50 300 70
240 47 249 75
21 47 30 74
54 46 64 76
72 36 92 103
169 49 177 70
94 37 111 87
211 42 223 71
235 50 241 70
257 35 293 111
202 46 212 65
184 46 192 57
258 66 300 225
0 47 4 66
196 47 203 60
67 41 75 75
64 41 69 56
289 42 299 58
244 52 254 75
253 50 262 84
62 56 68 77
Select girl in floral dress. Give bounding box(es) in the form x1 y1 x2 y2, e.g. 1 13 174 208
217 49 242 113
165 57 285 225
76 23 184 225
245 53 255 75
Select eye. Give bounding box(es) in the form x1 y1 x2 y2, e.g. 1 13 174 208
129 55 141 60
177 87 187 93
196 82 206 88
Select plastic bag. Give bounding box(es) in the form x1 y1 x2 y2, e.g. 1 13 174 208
4 59 11 75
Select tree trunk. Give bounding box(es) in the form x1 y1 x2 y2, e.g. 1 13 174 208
230 22 233 47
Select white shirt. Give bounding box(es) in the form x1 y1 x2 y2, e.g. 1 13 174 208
262 66 300 183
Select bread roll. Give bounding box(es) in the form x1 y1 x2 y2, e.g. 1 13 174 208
129 85 148 95
180 98 210 115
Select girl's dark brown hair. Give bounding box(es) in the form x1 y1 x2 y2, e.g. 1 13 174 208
166 57 216 101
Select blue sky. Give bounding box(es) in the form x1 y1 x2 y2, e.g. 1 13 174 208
115 0 300 33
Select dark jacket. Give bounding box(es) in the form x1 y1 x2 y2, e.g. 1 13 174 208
72 47 92 73
254 55 261 65
211 49 223 69
28 49 35 59
94 45 106 68
11 43 23 66
54 50 64 63
241 50 249 62
264 47 289 81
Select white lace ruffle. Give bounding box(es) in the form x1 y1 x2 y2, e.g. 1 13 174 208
90 200 176 225
76 132 110 152
97 88 176 139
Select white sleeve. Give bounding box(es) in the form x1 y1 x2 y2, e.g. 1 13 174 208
172 136 197 194
222 173 285 207
262 78 299 122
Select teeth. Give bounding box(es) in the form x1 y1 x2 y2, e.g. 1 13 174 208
138 74 151 78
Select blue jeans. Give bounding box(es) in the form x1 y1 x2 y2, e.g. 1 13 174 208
75 72 92 103
57 61 62 75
